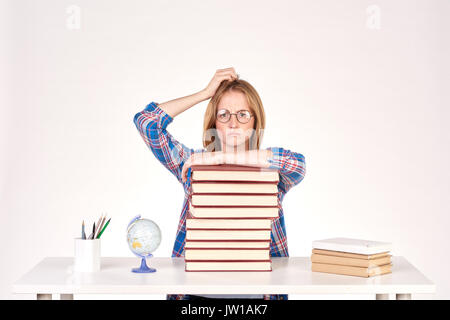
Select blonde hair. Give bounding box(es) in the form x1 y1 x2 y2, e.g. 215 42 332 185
202 78 266 152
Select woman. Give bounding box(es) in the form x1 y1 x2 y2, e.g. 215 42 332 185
133 67 306 300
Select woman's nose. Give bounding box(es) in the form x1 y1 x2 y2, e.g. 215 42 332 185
229 115 239 127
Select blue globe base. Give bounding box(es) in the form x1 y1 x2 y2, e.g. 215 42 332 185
132 257 156 273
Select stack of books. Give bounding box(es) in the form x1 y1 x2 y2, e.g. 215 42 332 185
184 164 279 272
310 237 393 277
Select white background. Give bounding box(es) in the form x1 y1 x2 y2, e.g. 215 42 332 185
1 0 449 299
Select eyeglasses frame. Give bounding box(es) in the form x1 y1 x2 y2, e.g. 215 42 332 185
216 109 254 124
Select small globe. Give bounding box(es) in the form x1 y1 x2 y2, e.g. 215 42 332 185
126 215 161 273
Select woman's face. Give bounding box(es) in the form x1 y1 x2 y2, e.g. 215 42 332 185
215 90 255 152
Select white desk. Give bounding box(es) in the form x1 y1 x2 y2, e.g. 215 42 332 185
12 256 435 300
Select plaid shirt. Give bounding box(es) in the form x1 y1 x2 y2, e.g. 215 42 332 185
133 101 306 300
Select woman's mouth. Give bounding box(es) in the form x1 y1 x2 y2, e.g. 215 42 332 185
226 130 242 136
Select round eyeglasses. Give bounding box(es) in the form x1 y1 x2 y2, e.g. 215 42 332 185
216 109 254 124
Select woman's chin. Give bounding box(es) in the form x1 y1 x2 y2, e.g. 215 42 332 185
223 141 246 151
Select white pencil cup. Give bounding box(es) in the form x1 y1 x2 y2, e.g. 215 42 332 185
74 238 101 272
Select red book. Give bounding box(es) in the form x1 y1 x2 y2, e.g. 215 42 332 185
191 164 279 182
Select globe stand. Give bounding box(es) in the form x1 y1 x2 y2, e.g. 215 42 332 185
132 254 156 273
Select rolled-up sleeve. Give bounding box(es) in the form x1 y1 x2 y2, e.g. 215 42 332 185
266 147 306 193
133 101 194 184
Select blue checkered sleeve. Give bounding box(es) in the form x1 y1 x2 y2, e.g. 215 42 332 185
133 101 194 184
266 147 306 193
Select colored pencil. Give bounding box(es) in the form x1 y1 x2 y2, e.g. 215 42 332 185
94 215 103 236
95 215 106 239
97 218 111 239
88 222 95 240
82 220 86 239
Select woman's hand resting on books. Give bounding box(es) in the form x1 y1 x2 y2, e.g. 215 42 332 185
181 149 273 183
181 151 225 183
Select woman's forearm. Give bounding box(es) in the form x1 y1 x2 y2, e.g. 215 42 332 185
181 149 275 182
223 149 273 168
158 90 209 118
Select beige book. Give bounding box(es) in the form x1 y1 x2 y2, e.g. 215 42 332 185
186 229 272 241
312 237 392 255
311 262 392 277
185 249 270 261
192 182 278 194
312 248 390 260
192 170 278 182
189 203 278 218
191 194 278 206
186 218 272 230
311 253 392 268
185 241 270 249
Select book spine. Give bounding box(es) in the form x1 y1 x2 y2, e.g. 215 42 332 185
312 242 392 255
191 164 278 171
186 230 272 241
185 247 270 250
191 205 279 208
185 259 272 263
311 253 392 267
185 244 270 249
185 218 274 220
186 239 271 242
311 262 392 277
192 181 279 184
185 248 270 260
185 260 273 272
185 270 272 272
188 217 275 220
192 192 278 196
311 248 390 260
186 228 272 231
